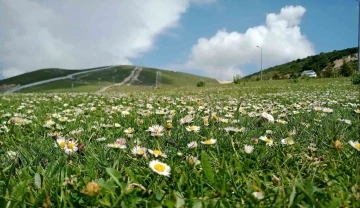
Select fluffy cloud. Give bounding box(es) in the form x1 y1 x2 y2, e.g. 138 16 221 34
185 5 315 79
0 0 212 78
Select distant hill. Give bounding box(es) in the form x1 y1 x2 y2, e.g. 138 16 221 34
0 65 218 93
244 47 358 80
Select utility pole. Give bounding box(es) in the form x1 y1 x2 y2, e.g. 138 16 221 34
257 46 263 80
71 80 74 93
98 78 101 91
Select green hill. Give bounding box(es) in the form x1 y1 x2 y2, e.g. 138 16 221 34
0 65 218 93
0 66 108 86
244 47 358 80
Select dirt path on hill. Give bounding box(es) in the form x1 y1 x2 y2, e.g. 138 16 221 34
98 67 142 93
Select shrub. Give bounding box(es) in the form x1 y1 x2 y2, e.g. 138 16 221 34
272 73 280 80
352 72 360 85
340 61 354 77
233 74 242 84
196 80 205 87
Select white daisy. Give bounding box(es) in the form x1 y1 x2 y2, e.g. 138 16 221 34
201 138 216 145
148 149 167 158
149 160 171 177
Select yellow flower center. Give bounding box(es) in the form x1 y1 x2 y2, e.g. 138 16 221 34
204 140 212 144
286 140 293 145
355 143 360 150
127 128 134 133
154 163 165 172
167 123 172 128
137 149 144 155
265 138 271 143
59 141 65 148
153 150 162 155
67 142 75 149
190 126 196 131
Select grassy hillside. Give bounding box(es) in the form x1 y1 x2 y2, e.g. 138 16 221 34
0 66 108 86
5 66 218 93
132 68 218 87
18 66 135 93
245 47 358 80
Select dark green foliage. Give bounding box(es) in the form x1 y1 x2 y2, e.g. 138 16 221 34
244 47 358 80
340 61 354 77
196 80 205 87
272 73 280 80
351 72 360 85
233 74 242 84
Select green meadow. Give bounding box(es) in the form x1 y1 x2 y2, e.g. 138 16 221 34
1 77 360 207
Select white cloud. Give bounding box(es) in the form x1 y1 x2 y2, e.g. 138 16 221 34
185 5 315 80
0 0 213 78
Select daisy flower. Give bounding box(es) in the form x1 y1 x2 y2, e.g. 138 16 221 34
288 129 297 136
147 125 164 137
349 140 360 151
186 156 201 166
244 145 254 154
259 136 274 146
355 109 360 114
261 112 274 123
201 138 216 145
55 137 66 149
180 115 193 124
187 141 198 149
124 127 134 134
149 160 171 177
252 191 265 200
6 151 17 160
186 125 200 133
313 106 322 111
203 117 209 126
59 117 68 122
43 119 56 128
131 146 147 156
281 138 294 145
224 127 245 134
64 139 78 155
322 107 333 113
148 149 167 158
96 137 107 141
276 119 288 124
265 130 273 134
106 138 127 149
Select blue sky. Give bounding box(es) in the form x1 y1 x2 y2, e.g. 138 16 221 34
0 0 358 80
135 0 358 77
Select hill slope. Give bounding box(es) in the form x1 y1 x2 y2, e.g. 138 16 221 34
244 47 358 80
0 65 218 93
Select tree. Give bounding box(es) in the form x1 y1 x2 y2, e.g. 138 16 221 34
272 73 280 80
233 74 242 84
340 60 354 77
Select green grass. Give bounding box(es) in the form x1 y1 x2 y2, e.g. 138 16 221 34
1 78 359 207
